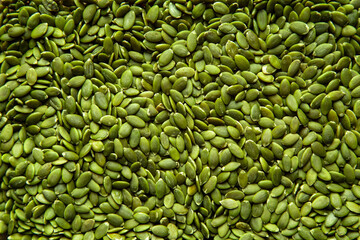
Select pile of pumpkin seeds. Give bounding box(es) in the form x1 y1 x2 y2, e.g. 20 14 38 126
1 0 360 239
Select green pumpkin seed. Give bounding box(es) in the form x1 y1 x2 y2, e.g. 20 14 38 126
0 1 359 239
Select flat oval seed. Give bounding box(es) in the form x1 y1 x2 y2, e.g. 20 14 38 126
124 10 136 30
158 49 173 67
95 222 109 239
312 196 330 210
126 115 145 128
290 21 309 35
151 225 169 237
31 23 48 39
65 114 85 128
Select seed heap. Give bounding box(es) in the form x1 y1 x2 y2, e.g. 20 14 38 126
1 0 360 239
